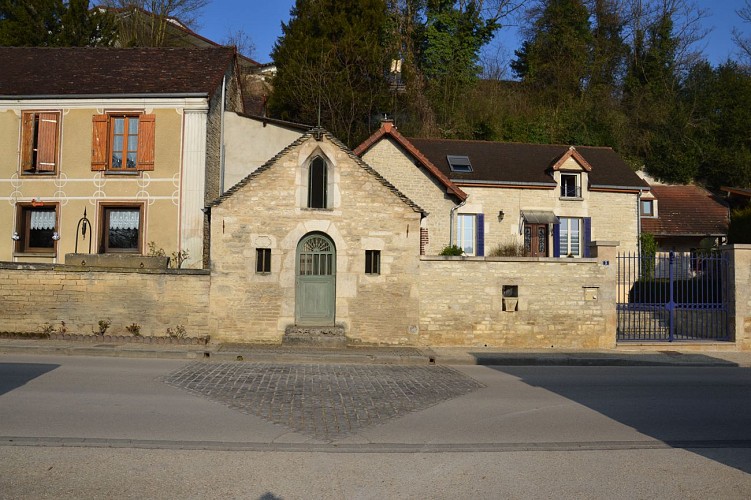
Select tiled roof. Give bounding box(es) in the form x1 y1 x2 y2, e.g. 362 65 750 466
354 122 468 201
406 137 648 190
0 47 235 97
641 185 729 236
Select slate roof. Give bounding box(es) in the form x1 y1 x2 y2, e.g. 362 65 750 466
0 47 236 98
406 137 648 190
641 185 729 237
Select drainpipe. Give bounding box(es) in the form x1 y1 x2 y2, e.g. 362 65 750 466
449 199 467 247
637 190 642 255
219 75 227 194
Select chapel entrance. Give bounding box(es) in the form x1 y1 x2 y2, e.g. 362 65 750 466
295 233 336 326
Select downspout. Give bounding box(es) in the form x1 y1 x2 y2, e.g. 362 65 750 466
637 190 642 255
219 75 227 194
449 198 467 248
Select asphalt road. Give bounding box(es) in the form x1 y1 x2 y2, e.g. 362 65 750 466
1 354 750 499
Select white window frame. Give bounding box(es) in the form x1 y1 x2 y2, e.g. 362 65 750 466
456 214 477 256
559 217 581 257
560 173 581 199
640 199 657 217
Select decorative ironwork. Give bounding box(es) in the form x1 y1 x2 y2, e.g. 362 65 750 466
74 208 92 254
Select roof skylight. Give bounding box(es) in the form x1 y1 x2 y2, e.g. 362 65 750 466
447 155 472 173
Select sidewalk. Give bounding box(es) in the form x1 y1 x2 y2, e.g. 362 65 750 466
1 337 750 367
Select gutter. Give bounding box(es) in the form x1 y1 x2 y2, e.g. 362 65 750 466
0 93 208 99
591 184 650 192
449 199 467 248
219 75 226 194
454 179 556 188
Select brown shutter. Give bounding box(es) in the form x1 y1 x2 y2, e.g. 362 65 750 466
20 112 34 171
91 114 108 171
136 114 155 171
36 112 58 172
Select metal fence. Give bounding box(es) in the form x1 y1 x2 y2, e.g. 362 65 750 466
616 251 730 342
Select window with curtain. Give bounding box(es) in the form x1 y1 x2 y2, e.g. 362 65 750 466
16 205 57 253
101 206 142 252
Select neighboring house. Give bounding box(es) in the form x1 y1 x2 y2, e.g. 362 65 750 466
356 122 648 257
720 186 751 210
0 47 301 268
640 184 729 252
208 128 425 343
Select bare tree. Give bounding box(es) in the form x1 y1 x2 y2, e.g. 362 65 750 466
223 28 255 58
733 0 751 64
102 0 210 47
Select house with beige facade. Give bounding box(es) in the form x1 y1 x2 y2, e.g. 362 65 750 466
0 47 304 269
355 122 649 257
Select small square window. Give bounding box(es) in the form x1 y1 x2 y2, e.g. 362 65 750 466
256 248 271 273
365 250 381 275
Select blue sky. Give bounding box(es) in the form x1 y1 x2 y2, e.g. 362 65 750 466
197 0 750 67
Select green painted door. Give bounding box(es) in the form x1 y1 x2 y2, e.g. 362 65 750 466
295 233 336 325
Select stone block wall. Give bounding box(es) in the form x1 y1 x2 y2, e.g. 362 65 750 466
0 263 210 337
727 244 751 350
418 256 616 348
361 139 458 255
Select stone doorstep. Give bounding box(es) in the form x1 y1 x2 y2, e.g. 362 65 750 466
282 325 347 348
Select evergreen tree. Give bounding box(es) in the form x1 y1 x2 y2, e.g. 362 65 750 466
0 0 116 47
269 0 392 146
511 0 593 106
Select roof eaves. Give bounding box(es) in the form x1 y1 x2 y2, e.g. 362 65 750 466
354 124 468 202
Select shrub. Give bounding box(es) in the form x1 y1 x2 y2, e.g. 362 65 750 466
439 244 464 256
96 319 111 335
125 323 141 336
729 206 751 244
488 241 526 257
166 325 187 339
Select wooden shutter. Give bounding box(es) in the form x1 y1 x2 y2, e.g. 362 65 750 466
36 112 58 172
20 112 35 171
583 217 592 257
553 223 561 257
136 114 155 171
475 213 485 257
91 114 108 171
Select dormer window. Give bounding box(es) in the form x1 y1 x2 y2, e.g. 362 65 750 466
447 155 472 173
560 173 581 198
640 199 656 217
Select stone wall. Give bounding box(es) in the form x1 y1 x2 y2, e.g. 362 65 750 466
418 256 616 348
727 244 751 350
0 263 210 337
208 134 423 344
361 138 458 255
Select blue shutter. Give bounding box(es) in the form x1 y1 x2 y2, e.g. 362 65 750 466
583 217 592 257
553 223 561 257
476 213 484 256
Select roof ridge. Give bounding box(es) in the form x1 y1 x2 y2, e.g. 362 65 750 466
408 136 616 150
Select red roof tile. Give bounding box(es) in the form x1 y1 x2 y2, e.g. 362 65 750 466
641 185 729 236
0 47 235 98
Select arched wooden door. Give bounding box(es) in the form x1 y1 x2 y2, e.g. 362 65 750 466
295 233 336 325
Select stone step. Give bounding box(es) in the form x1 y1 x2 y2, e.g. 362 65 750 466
283 325 347 348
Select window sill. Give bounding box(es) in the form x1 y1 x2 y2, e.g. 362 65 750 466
13 251 56 257
103 170 140 176
20 172 57 177
301 207 333 212
559 196 583 201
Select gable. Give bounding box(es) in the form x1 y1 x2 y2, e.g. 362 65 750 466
209 128 424 215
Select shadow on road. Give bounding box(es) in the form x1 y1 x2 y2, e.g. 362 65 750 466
484 363 751 474
0 362 59 396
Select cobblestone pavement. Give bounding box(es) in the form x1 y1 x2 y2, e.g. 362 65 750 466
164 362 484 441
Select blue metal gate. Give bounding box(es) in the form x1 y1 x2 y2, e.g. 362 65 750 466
617 251 730 342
